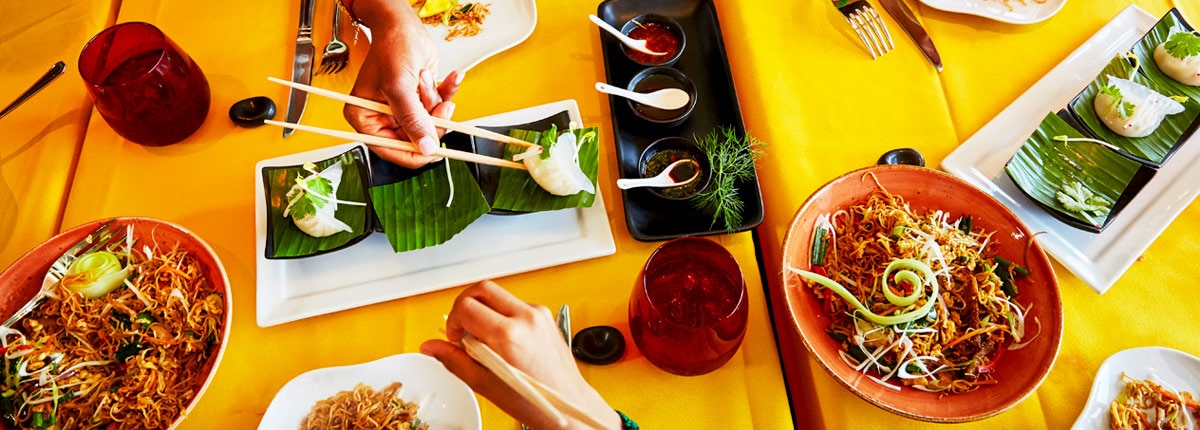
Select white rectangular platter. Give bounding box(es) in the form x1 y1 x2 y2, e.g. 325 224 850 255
254 100 616 326
942 5 1200 293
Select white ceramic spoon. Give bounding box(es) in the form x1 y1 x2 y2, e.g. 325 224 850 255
589 14 666 56
617 159 700 189
595 82 690 110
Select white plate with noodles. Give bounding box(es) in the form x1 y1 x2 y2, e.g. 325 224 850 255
258 353 481 429
1072 347 1200 429
362 0 538 80
920 0 1065 25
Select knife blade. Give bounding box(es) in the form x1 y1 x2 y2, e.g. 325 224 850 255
879 0 944 72
283 0 317 138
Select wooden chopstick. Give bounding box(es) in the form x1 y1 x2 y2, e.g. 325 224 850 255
461 335 613 430
263 120 526 170
267 77 539 148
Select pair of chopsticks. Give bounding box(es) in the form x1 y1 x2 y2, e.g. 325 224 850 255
266 77 537 170
461 335 614 430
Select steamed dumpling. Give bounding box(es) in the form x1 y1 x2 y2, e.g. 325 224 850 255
284 162 356 238
1153 32 1200 86
1093 75 1185 138
522 131 595 196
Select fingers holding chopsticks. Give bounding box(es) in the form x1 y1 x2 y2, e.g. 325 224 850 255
422 281 622 430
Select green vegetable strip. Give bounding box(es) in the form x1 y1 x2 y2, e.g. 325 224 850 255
811 226 828 266
795 259 939 326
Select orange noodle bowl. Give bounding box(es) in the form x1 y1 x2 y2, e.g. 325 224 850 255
781 165 1063 422
0 218 231 429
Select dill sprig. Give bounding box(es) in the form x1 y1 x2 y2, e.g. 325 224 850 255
691 126 765 232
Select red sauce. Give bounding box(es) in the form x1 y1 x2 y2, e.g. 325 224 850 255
626 23 679 64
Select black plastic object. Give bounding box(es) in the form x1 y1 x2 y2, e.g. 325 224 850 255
229 96 276 128
598 0 764 241
571 326 626 365
877 148 926 167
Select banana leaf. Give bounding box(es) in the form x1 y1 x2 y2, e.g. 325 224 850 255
1068 46 1199 166
369 159 490 253
1005 112 1156 233
491 127 599 212
263 147 372 259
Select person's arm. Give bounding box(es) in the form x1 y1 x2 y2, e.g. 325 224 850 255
421 281 624 430
340 0 464 168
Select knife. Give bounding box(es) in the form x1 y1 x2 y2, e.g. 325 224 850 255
879 0 944 72
283 0 317 138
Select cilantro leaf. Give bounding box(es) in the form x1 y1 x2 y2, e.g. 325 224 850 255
1163 32 1200 60
1099 85 1135 119
286 171 334 220
1056 181 1110 214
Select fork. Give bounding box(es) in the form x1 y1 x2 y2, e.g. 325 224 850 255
317 3 349 75
1 220 129 329
834 0 894 59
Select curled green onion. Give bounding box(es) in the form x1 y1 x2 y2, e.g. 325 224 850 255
795 258 939 326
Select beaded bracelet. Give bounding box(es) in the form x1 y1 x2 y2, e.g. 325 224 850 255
616 410 639 430
335 0 364 26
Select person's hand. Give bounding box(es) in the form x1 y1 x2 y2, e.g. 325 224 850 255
421 281 621 430
344 0 464 168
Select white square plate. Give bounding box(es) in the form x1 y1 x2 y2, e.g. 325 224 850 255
258 353 481 429
941 5 1200 293
254 100 616 326
920 0 1066 24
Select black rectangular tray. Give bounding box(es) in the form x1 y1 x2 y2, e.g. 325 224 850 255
597 0 764 241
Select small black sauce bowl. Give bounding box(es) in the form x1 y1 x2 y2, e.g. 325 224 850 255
619 14 686 67
626 67 697 128
637 137 711 201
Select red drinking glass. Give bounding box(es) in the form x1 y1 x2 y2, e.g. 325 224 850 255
79 22 210 146
629 237 749 376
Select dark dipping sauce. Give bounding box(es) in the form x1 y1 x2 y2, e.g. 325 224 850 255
631 73 687 122
626 23 680 64
646 149 703 199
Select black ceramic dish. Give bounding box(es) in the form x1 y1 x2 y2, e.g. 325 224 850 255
637 137 710 201
619 14 686 67
598 0 764 241
1064 9 1200 168
262 146 375 259
627 67 697 127
1005 111 1157 233
369 110 572 218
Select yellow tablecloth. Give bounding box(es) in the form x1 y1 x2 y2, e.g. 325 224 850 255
736 0 1200 428
54 0 792 428
0 1 114 268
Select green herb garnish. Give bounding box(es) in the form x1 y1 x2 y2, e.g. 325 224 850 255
1099 85 1136 119
286 163 335 220
1056 181 1111 227
691 126 765 232
1163 31 1200 59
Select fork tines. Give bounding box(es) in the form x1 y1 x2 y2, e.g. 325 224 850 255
843 2 894 59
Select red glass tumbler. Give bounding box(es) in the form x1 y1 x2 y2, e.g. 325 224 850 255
629 237 749 376
79 22 210 146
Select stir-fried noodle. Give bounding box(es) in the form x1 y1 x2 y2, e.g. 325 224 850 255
301 382 428 430
788 178 1034 393
414 1 491 41
1110 373 1200 430
1 231 225 429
